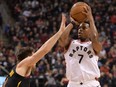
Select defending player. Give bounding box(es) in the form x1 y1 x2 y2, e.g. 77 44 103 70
58 5 102 87
2 14 66 87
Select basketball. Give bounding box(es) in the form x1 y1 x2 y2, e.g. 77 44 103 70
70 2 88 23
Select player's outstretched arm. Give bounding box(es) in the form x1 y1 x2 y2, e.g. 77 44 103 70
18 14 66 67
83 6 102 54
58 16 79 49
58 23 73 48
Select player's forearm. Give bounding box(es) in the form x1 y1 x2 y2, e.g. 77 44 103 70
60 23 73 40
91 39 102 54
59 23 73 47
89 18 99 41
89 19 102 54
90 35 102 54
31 30 63 64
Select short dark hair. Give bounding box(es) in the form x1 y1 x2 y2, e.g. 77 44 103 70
16 47 33 61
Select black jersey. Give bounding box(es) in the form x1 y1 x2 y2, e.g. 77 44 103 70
2 66 30 87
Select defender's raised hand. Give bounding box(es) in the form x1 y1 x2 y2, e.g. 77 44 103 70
59 13 66 32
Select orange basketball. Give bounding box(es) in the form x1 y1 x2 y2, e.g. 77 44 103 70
70 2 88 23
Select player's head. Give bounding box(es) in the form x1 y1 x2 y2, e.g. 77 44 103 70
16 47 33 61
78 22 90 41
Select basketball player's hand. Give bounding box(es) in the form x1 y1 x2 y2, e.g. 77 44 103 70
70 17 80 26
82 5 94 22
59 13 66 32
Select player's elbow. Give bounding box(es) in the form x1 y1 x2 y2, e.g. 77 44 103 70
91 33 98 41
94 43 102 54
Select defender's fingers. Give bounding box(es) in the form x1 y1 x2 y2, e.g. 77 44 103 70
60 14 65 28
60 13 66 28
61 13 66 23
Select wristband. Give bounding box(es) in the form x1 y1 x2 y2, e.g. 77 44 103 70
70 21 76 26
70 21 79 28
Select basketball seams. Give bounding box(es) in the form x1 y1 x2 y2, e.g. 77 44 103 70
70 2 88 23
71 12 86 22
71 12 83 16
70 5 86 15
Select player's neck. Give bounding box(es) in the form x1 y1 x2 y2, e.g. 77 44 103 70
79 38 89 42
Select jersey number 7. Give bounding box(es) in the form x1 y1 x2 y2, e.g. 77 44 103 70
78 54 84 63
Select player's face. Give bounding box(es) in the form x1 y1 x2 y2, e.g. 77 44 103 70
78 28 86 39
78 23 90 40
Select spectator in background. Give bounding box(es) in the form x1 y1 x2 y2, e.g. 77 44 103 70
0 13 3 29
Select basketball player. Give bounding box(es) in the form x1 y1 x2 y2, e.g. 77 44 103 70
2 14 66 87
58 5 102 87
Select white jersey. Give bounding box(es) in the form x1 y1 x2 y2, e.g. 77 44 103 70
64 40 100 82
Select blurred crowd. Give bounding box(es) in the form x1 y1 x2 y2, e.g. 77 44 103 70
0 0 116 87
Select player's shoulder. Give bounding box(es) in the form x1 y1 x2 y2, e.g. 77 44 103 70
77 39 92 44
71 39 79 43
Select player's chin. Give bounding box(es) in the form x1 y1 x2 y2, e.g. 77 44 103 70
78 37 86 41
78 35 82 38
78 34 82 38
